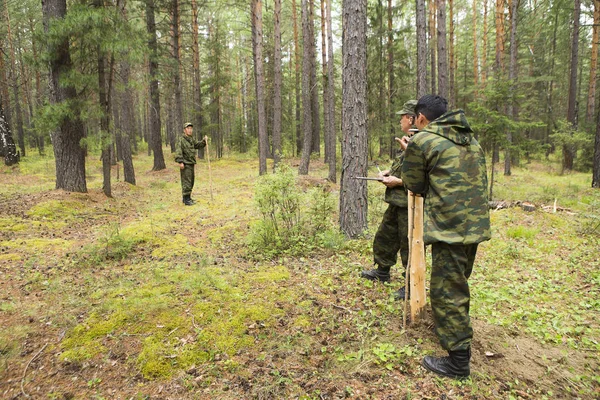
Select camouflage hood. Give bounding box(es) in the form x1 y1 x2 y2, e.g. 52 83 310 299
422 110 473 146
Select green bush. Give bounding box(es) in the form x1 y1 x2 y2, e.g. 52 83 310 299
248 164 344 257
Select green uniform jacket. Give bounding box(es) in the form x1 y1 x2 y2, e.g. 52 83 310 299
401 110 491 245
384 154 408 207
175 135 206 165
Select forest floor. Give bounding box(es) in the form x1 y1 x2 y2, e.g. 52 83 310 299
0 150 599 400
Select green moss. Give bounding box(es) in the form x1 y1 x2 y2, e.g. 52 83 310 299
0 253 21 262
1 238 72 253
27 199 87 221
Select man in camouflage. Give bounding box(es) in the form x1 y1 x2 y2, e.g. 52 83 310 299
175 122 207 206
401 95 491 379
361 100 417 301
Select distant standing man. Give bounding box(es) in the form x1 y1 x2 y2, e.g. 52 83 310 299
175 122 207 206
401 95 491 379
360 100 417 301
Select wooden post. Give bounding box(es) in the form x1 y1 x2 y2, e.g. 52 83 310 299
405 191 426 325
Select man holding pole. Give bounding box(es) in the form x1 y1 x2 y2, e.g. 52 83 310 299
401 95 491 379
175 122 207 206
360 100 417 301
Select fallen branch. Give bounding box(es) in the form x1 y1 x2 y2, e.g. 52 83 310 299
21 342 48 398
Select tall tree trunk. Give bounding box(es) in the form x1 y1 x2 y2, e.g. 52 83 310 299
0 41 11 130
587 0 599 123
118 0 136 185
472 0 479 97
339 0 368 238
564 0 580 171
191 0 205 159
309 0 321 156
387 0 395 159
0 95 19 165
4 2 25 157
416 0 427 97
252 0 268 175
378 0 385 158
495 0 505 73
482 0 488 84
593 106 600 187
292 0 302 156
95 0 111 197
428 0 436 94
448 0 455 107
321 0 330 163
30 16 45 154
436 0 448 99
504 0 518 176
43 0 87 192
120 61 136 185
273 0 282 167
326 0 336 182
299 0 313 174
171 0 182 154
146 0 166 171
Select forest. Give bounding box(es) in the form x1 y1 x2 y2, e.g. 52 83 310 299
1 0 599 398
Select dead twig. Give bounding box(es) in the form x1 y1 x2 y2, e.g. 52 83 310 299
331 303 357 313
21 342 48 398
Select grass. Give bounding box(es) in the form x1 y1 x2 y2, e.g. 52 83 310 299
0 148 599 398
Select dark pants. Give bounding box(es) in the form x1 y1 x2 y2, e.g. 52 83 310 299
430 242 479 351
373 204 409 275
180 164 195 196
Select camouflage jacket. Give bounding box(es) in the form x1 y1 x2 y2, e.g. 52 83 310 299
175 135 206 165
401 110 491 245
384 153 408 207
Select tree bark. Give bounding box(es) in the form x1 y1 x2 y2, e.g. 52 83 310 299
564 0 580 171
416 0 427 97
3 2 25 157
171 0 182 153
0 95 19 165
504 0 518 176
43 0 87 192
387 0 395 160
146 0 166 171
587 0 599 123
309 0 321 156
428 0 436 94
494 0 505 73
321 0 330 163
273 0 282 167
436 0 448 99
191 0 205 159
472 0 479 97
326 0 336 182
251 0 268 175
299 0 313 174
593 106 600 187
482 0 488 84
292 0 302 156
95 0 111 197
339 0 368 238
449 0 455 106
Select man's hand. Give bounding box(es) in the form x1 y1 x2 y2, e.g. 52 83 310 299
378 169 390 179
398 136 410 151
381 175 403 188
204 135 208 142
179 163 185 170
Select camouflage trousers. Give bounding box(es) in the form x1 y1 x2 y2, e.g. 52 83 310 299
372 205 409 275
180 164 195 196
430 242 479 351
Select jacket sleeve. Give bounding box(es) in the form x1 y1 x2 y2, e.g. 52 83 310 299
194 138 207 149
401 140 428 195
174 137 184 163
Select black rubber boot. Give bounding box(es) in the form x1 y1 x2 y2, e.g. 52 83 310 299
360 267 391 283
183 195 194 206
393 286 410 301
422 349 471 379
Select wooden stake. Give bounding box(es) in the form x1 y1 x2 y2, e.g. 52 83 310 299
205 137 213 201
405 191 427 327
